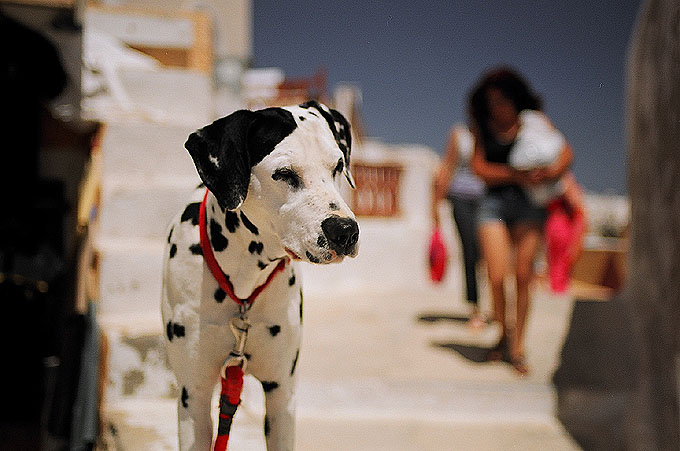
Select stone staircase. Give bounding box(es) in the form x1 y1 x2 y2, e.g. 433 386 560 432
90 67 215 449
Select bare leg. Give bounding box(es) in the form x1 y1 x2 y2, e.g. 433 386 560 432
510 223 543 366
478 221 512 340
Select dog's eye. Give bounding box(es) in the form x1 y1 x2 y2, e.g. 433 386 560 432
272 167 302 190
332 159 344 178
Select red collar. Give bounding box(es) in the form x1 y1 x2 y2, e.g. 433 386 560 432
199 189 287 309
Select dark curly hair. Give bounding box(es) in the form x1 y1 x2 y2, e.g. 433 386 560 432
468 66 542 138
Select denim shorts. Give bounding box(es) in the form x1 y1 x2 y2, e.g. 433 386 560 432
478 185 547 227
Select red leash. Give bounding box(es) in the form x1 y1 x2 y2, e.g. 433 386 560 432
213 365 244 451
199 189 287 450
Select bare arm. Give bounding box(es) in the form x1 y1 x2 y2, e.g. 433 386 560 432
432 128 461 226
471 129 520 186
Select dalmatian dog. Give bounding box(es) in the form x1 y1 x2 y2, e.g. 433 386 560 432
162 101 359 450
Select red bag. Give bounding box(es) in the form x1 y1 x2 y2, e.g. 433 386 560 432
428 227 448 283
545 199 585 293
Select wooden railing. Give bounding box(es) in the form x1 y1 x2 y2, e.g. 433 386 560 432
350 163 402 217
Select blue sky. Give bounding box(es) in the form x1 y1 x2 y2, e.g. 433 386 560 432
253 1 642 194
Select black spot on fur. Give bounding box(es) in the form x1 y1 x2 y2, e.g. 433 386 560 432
174 323 185 338
257 261 268 270
306 251 320 263
169 244 177 259
214 288 226 303
329 202 339 211
240 212 259 235
181 202 200 225
167 226 174 243
210 219 228 252
291 349 299 376
288 274 296 286
299 115 306 121
261 381 279 392
166 321 186 341
249 241 264 255
299 288 304 323
264 415 270 436
269 325 281 336
181 387 189 408
189 243 203 255
317 235 328 249
224 210 240 233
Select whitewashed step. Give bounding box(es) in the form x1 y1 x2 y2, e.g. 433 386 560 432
99 121 200 182
101 393 268 451
97 237 165 317
100 380 577 451
99 178 197 240
84 67 214 127
99 313 175 403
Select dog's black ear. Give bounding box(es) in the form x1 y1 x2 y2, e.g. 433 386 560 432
185 108 298 210
329 108 355 188
300 100 355 188
185 110 256 210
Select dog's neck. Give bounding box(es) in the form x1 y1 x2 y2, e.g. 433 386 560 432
205 193 288 300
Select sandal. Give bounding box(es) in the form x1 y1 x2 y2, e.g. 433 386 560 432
467 313 487 331
486 336 508 362
510 355 529 376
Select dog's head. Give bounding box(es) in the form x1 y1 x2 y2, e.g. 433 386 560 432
185 100 359 264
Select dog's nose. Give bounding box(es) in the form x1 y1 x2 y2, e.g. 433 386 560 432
321 216 359 255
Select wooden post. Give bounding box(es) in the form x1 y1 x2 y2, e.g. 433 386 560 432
625 0 680 447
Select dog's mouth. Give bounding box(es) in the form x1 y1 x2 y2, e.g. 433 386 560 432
284 247 353 265
285 248 302 260
284 247 349 264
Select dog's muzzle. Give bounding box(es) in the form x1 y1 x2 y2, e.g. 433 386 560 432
321 215 359 256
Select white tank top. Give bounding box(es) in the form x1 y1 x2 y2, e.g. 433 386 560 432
448 125 485 198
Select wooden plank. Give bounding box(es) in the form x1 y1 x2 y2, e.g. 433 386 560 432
85 4 213 73
0 0 75 7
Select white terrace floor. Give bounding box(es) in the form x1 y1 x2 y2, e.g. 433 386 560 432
102 278 581 451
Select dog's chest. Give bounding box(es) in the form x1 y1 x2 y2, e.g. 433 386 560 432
166 192 302 339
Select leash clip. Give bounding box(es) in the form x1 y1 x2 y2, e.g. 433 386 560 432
223 316 250 374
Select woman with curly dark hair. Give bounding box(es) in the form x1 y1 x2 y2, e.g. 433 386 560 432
469 67 573 375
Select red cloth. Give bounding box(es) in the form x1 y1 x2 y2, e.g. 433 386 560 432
428 228 448 283
545 199 585 293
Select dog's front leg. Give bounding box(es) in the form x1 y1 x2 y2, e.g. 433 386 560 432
262 378 296 451
177 384 215 451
